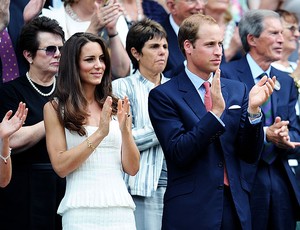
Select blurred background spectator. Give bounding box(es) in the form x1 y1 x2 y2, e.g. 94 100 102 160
41 0 131 79
205 0 244 62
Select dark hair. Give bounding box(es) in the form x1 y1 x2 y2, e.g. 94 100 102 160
178 13 217 58
54 32 118 136
19 16 65 59
126 18 167 71
239 9 280 53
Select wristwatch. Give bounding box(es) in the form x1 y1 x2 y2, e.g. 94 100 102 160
247 108 262 119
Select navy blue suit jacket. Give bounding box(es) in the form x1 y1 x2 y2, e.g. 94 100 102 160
148 70 264 229
221 56 300 206
160 16 185 75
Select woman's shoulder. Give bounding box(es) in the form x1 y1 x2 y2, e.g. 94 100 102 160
43 99 58 115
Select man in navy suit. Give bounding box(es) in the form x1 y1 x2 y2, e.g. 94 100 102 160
221 9 300 229
160 0 206 76
148 13 275 230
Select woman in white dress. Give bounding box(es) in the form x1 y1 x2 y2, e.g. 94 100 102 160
44 32 140 229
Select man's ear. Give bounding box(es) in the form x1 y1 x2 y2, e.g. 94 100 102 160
183 39 193 56
247 34 257 48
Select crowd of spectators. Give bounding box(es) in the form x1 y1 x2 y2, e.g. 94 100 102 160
1 0 300 229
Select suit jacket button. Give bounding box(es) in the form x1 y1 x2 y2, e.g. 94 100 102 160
218 185 224 190
218 162 223 168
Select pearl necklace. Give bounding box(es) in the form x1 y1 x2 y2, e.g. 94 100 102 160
65 4 82 22
26 72 56 97
120 0 144 26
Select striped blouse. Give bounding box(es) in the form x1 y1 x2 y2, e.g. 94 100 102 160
112 70 168 197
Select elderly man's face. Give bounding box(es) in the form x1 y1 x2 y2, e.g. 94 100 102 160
251 17 284 63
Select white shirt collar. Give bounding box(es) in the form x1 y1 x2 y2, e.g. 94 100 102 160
185 65 213 90
169 14 180 36
246 53 271 80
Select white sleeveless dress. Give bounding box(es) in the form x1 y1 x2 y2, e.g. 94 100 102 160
58 118 136 229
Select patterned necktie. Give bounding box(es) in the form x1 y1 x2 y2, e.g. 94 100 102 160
258 73 276 164
260 73 273 126
0 29 19 83
261 97 273 125
203 82 212 111
202 81 229 185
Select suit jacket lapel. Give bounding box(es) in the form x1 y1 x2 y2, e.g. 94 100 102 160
220 82 228 121
177 72 227 120
162 19 185 68
269 69 279 116
177 72 207 119
236 57 256 91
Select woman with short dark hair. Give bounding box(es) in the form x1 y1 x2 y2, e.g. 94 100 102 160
0 16 66 230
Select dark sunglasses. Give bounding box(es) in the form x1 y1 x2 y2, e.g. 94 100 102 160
285 25 300 34
37 45 63 56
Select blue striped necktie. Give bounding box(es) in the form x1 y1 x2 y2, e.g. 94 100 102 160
259 73 276 164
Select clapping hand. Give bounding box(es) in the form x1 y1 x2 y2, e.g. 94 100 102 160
248 75 276 113
0 102 28 139
211 69 225 117
266 117 300 149
98 96 112 137
88 0 122 35
117 96 132 133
